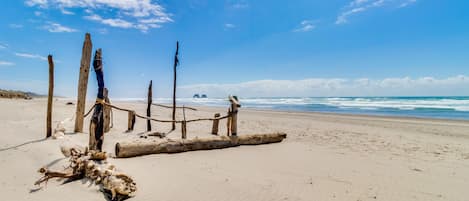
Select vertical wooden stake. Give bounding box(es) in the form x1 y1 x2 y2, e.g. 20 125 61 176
46 55 54 138
172 41 179 130
127 111 136 132
229 95 241 136
211 113 220 135
181 106 187 139
103 88 111 133
74 33 93 133
226 108 231 136
147 80 152 131
89 49 105 151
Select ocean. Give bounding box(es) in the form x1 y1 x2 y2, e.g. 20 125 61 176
122 97 469 120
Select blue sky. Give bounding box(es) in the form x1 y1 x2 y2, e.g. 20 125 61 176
1 0 469 98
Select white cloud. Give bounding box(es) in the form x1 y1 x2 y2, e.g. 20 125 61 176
60 8 74 15
42 22 78 32
336 0 417 24
9 24 24 28
224 23 235 29
178 75 469 97
0 43 7 49
0 61 15 66
25 0 172 32
15 52 48 61
34 11 43 16
293 20 316 32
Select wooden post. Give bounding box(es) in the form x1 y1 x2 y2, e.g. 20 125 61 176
46 55 54 138
103 88 111 133
226 108 231 136
147 80 152 131
229 95 241 136
74 33 93 133
127 111 136 132
181 106 187 139
172 41 179 130
211 113 220 135
89 49 105 151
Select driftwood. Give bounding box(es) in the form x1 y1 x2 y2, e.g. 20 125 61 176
211 113 220 135
147 80 152 131
115 132 287 158
229 95 240 136
171 41 179 130
104 88 111 133
46 55 54 138
89 49 105 151
75 33 93 133
35 146 136 200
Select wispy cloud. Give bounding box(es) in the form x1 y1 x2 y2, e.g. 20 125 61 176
336 0 417 24
41 22 78 33
0 61 15 66
293 20 316 32
25 0 172 32
0 43 8 49
9 24 24 28
224 23 236 30
179 75 469 97
15 52 47 61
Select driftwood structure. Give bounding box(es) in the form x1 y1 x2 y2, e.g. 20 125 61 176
89 49 105 151
211 113 220 135
103 88 111 133
35 146 136 200
75 33 93 133
115 133 287 158
171 41 179 130
147 80 152 131
46 55 54 138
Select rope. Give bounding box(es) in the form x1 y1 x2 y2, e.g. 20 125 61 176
152 103 197 111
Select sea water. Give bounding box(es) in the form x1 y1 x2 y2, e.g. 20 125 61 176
121 97 469 120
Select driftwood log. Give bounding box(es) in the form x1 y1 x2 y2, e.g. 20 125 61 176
35 146 136 201
115 132 287 158
75 33 93 133
46 55 54 138
89 49 105 151
104 88 111 133
147 80 152 131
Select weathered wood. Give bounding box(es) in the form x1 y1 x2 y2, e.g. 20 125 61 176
147 80 152 131
74 33 93 133
229 95 241 136
181 106 187 139
226 108 231 136
211 113 220 135
46 55 54 138
36 146 136 200
127 111 136 132
115 133 287 158
90 49 104 151
103 88 111 133
172 41 179 130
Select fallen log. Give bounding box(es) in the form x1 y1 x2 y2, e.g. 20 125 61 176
115 132 287 158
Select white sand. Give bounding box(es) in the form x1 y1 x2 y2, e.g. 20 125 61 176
1 98 469 201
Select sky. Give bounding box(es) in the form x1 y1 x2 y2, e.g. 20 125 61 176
1 0 469 98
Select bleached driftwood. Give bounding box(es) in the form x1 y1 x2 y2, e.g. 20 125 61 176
115 132 287 158
35 146 136 201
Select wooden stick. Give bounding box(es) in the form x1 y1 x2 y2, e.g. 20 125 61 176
74 33 93 133
127 111 136 132
226 108 231 136
147 80 152 131
152 103 197 111
103 88 111 133
172 41 179 131
181 106 187 139
46 55 54 138
229 95 240 136
90 49 105 151
115 133 287 158
211 113 220 135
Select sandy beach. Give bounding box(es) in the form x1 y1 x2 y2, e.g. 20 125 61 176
1 98 469 201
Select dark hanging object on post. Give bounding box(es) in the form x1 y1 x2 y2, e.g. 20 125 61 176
89 49 105 151
171 41 179 130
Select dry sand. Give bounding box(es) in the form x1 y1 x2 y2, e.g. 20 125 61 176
1 98 469 201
